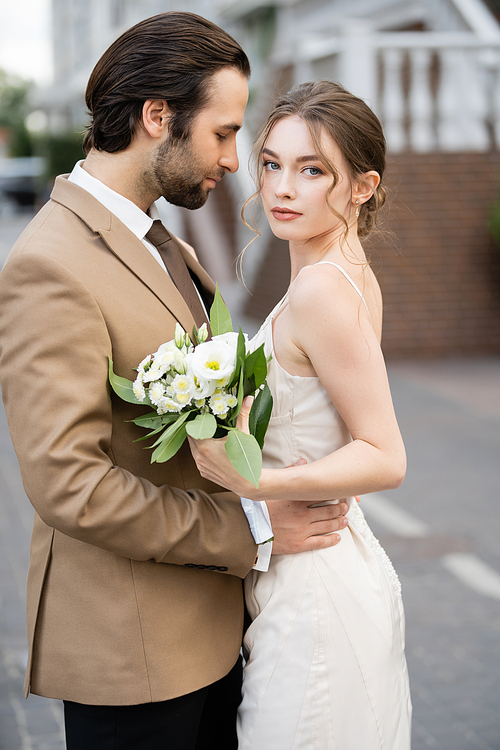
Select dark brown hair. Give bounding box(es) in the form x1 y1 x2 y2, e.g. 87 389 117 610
83 12 251 154
248 80 386 238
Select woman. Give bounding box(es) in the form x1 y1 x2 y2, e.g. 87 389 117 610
189 81 412 749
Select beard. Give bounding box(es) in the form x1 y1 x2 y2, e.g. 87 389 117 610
152 135 225 210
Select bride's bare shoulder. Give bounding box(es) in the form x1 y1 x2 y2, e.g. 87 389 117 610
288 262 356 311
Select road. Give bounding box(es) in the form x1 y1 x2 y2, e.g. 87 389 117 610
0 211 499 749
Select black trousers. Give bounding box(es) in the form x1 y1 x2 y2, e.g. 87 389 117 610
63 657 242 750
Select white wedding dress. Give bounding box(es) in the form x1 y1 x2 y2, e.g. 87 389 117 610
238 263 412 749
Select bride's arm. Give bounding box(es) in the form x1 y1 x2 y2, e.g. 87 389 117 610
189 264 406 502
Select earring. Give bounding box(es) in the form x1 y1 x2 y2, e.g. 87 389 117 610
355 200 360 218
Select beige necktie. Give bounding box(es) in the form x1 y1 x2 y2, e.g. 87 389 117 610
145 220 210 334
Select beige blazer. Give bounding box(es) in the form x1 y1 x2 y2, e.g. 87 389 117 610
0 176 257 705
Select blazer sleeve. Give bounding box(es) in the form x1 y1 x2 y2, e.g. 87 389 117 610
0 251 257 578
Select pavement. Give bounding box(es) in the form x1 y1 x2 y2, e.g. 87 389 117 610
0 211 499 749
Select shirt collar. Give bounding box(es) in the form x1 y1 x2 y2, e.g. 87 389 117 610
68 160 160 240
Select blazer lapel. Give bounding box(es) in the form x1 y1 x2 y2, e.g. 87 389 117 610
51 177 215 335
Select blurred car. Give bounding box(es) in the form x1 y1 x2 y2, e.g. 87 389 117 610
0 157 46 210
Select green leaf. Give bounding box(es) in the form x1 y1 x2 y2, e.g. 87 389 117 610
236 326 246 362
209 284 233 336
151 422 188 463
130 412 165 429
244 344 268 390
108 357 147 405
229 328 247 389
225 429 262 488
249 383 273 450
228 365 245 429
150 410 193 448
185 412 217 439
133 426 166 443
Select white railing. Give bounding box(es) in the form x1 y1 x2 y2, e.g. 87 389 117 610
294 30 500 152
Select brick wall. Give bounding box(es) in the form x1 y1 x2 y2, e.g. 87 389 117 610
244 152 500 359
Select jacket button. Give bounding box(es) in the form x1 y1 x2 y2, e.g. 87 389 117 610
185 563 196 568
217 566 228 572
207 565 217 570
196 564 207 569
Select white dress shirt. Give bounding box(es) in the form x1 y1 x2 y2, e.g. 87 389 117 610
68 161 273 571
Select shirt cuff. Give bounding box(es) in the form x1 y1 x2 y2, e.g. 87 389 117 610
253 538 273 572
240 497 273 572
240 497 273 543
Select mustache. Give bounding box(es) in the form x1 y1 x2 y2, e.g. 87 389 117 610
212 168 228 181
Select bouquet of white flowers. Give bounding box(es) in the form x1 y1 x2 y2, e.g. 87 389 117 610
108 288 272 487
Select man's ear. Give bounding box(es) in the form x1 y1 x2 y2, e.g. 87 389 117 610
352 170 380 206
141 100 171 139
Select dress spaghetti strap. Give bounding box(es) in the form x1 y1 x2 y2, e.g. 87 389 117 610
314 260 370 315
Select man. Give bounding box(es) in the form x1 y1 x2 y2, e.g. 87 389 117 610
0 12 347 749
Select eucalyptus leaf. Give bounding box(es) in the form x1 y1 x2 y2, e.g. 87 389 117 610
225 429 262 488
185 412 217 439
108 357 148 405
209 284 233 336
151 423 188 463
133 424 167 442
131 412 166 429
249 383 273 450
150 410 192 448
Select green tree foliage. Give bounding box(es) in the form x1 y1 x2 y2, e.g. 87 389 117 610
489 199 500 251
0 69 33 157
36 132 85 182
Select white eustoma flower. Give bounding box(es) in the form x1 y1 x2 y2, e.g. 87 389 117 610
172 350 187 375
190 374 216 399
186 339 236 384
197 323 208 343
212 331 248 349
174 323 185 350
155 340 178 357
154 350 176 371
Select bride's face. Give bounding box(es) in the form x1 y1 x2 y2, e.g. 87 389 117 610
260 115 353 244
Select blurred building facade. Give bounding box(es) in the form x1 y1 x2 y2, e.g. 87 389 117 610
37 0 500 357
